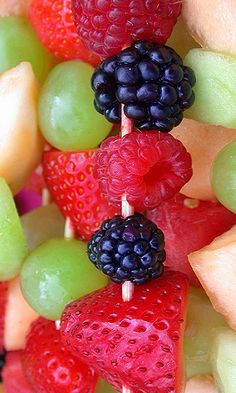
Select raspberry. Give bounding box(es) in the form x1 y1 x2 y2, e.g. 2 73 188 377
30 0 100 65
92 41 196 131
95 131 193 210
72 0 181 58
88 213 165 284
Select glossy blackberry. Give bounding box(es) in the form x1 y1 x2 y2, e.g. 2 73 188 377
92 41 196 132
88 213 166 284
0 349 6 382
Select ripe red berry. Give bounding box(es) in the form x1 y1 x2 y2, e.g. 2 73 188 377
147 193 236 287
0 282 8 353
72 0 182 58
95 131 192 211
30 0 100 65
61 270 189 392
23 318 98 393
43 149 119 240
2 351 34 393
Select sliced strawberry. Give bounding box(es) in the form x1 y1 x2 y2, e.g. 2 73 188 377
30 0 100 65
61 270 189 393
43 149 119 240
0 282 8 354
2 351 33 393
147 194 236 287
23 318 98 393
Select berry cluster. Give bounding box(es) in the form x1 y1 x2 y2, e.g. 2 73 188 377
88 213 165 284
92 41 195 131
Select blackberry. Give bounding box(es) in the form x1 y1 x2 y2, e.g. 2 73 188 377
88 213 166 284
91 41 196 132
0 349 6 382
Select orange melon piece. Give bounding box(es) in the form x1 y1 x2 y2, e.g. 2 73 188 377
0 62 44 195
182 0 236 58
4 276 38 351
167 18 199 59
185 375 218 393
171 118 236 200
0 0 31 17
189 225 236 331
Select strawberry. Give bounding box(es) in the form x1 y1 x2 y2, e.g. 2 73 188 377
0 282 8 354
23 317 98 393
43 149 119 240
30 0 100 65
61 270 189 393
147 193 236 287
2 351 33 393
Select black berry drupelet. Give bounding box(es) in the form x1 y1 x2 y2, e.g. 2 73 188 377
92 40 196 132
88 213 166 284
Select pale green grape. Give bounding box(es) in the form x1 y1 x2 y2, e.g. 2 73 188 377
96 379 117 393
211 140 236 213
0 177 28 280
0 16 53 83
184 286 226 378
38 60 112 150
185 49 236 128
20 238 108 320
210 328 236 393
21 203 65 250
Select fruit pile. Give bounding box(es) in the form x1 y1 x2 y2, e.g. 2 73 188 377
0 1 236 393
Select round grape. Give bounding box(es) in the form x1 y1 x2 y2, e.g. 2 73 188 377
39 61 112 150
211 140 236 213
20 238 108 320
0 16 53 83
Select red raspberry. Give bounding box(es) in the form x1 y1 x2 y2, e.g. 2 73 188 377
23 318 98 393
30 0 100 65
95 131 192 211
72 0 181 58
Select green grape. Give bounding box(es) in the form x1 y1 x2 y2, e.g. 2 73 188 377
211 140 236 213
210 328 236 393
21 204 65 250
96 379 117 393
184 286 226 378
20 238 108 320
184 49 236 128
0 16 53 83
0 177 28 280
38 60 112 151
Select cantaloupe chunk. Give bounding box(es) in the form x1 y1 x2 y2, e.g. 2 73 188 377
171 119 236 200
0 0 31 17
4 276 38 351
189 225 236 331
185 375 218 393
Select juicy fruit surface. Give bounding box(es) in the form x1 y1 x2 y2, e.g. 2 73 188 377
96 379 117 393
0 0 31 17
4 277 38 351
171 118 236 201
39 60 112 151
210 328 236 393
147 193 236 287
0 177 28 281
21 203 65 250
185 49 236 128
0 16 52 83
61 270 189 392
184 287 226 378
167 18 199 59
23 317 98 393
185 375 218 393
2 351 33 393
92 41 195 131
43 150 119 240
189 225 236 331
182 0 236 59
95 131 192 211
211 140 236 213
0 282 8 353
30 0 100 65
88 213 165 284
21 238 108 320
0 62 44 195
72 0 181 58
